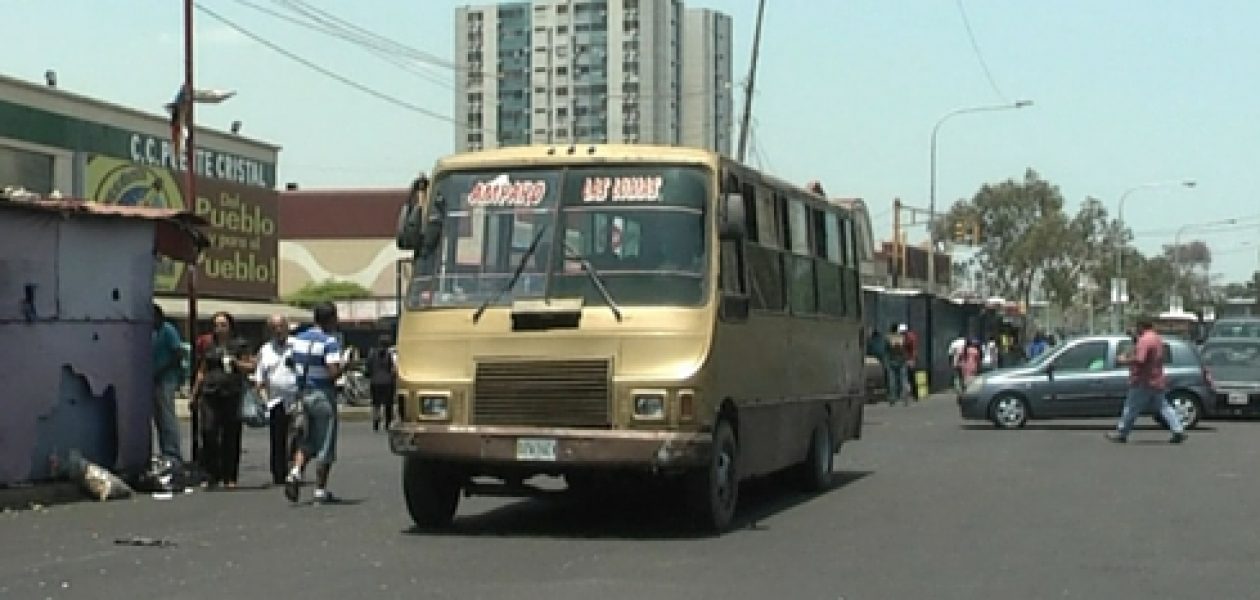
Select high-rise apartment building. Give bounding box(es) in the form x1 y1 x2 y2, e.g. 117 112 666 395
453 0 732 154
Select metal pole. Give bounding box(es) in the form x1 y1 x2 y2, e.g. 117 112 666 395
183 0 200 462
735 0 766 163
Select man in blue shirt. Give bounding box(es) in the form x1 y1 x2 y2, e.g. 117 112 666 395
151 304 185 463
284 302 345 504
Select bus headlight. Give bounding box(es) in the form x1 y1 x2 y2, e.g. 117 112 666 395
632 391 667 421
418 392 450 420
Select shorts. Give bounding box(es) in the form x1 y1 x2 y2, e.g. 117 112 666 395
294 388 338 465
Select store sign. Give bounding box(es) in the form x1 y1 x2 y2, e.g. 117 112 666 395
86 155 278 299
127 133 271 188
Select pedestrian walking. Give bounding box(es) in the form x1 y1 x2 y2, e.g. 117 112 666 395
254 315 297 485
948 335 967 392
365 333 398 432
959 339 983 388
192 311 254 489
886 324 910 406
151 303 185 464
902 324 920 401
284 302 345 504
1106 318 1187 444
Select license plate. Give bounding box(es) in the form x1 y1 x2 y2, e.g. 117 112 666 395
1228 392 1249 406
515 438 557 461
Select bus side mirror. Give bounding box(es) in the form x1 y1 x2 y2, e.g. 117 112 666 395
720 292 750 322
417 195 447 258
396 204 421 250
719 193 746 240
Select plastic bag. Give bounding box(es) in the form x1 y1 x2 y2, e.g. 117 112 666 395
66 450 132 501
241 388 268 428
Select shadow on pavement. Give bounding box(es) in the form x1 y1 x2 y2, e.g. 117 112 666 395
403 469 873 540
960 423 1217 433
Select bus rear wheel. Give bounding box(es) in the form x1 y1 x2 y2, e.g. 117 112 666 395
687 420 739 533
795 420 834 492
403 458 462 529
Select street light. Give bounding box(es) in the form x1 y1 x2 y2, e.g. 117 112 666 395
1111 179 1196 331
927 100 1032 292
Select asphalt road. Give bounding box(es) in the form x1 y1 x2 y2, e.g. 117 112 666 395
3 395 1259 600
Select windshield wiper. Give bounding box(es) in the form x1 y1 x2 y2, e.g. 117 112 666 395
473 224 549 324
563 242 623 322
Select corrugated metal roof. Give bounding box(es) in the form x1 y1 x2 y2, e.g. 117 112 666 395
0 198 208 261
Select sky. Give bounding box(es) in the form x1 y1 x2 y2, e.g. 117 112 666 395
4 0 1259 284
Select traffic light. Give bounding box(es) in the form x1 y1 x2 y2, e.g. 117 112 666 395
953 220 967 243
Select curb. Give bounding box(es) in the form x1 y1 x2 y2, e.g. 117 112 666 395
0 482 84 512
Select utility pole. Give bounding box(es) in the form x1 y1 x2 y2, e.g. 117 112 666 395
183 0 201 461
735 0 766 163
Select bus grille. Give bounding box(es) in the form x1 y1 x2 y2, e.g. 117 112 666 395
473 359 611 428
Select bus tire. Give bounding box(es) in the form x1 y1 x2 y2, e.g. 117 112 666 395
687 420 739 533
795 420 834 492
403 458 461 529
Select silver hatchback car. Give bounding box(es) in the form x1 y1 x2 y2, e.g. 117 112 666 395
958 334 1214 429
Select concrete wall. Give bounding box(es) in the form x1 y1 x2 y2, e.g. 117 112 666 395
0 209 155 484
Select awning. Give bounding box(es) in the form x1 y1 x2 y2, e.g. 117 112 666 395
155 297 309 321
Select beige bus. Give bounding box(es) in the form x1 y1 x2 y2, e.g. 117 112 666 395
391 144 866 531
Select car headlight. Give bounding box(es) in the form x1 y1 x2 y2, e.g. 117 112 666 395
632 391 667 421
418 393 450 420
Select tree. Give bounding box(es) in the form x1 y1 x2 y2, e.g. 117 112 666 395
284 279 373 309
944 169 1069 312
1041 196 1121 314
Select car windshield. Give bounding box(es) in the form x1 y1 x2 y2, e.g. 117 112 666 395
1201 340 1260 380
407 165 709 310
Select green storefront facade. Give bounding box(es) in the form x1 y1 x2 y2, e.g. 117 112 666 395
0 73 283 302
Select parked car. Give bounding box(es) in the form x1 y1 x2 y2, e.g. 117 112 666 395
1201 337 1260 418
1207 317 1260 340
958 334 1213 430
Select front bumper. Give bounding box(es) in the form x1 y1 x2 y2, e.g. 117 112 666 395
388 424 713 469
1213 386 1260 416
957 392 989 420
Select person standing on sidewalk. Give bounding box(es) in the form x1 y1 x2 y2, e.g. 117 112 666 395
902 324 920 401
1107 318 1187 444
254 315 297 485
151 304 185 464
365 333 398 432
886 325 909 406
284 302 345 504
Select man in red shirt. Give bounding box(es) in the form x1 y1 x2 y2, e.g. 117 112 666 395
1107 318 1187 444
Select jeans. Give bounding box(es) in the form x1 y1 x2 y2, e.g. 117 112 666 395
153 379 182 462
1116 385 1185 437
886 363 908 403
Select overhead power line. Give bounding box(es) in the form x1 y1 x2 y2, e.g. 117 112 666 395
228 0 455 89
954 0 1008 101
194 2 465 128
272 0 459 71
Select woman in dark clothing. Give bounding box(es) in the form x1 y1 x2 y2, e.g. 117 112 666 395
192 312 254 489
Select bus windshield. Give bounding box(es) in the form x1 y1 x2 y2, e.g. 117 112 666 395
407 165 710 310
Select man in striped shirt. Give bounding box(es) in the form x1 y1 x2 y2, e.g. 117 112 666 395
284 302 345 504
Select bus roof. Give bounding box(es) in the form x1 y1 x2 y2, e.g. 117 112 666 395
435 144 719 172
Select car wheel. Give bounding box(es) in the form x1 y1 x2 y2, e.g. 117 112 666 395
1166 392 1202 430
990 393 1029 429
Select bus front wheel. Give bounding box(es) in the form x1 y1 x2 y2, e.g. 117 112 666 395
403 458 462 529
687 420 739 533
